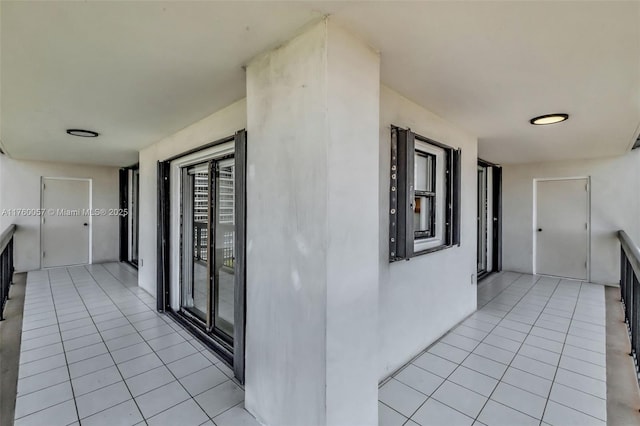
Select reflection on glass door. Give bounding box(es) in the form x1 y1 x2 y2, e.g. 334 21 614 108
213 159 235 338
181 163 210 324
180 157 235 343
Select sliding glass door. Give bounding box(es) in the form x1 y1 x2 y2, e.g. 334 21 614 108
477 165 488 275
477 159 502 281
119 165 139 268
158 130 246 382
180 157 235 344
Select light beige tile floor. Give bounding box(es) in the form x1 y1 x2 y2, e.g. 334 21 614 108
15 263 256 426
379 272 607 426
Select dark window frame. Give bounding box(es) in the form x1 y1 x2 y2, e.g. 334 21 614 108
119 163 139 269
477 158 502 280
157 130 247 384
390 125 461 262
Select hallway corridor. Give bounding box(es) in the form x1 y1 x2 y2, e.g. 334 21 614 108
14 265 608 425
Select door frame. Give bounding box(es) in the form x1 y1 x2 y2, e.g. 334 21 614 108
477 159 502 280
532 176 591 281
157 130 247 383
119 164 139 268
40 176 93 268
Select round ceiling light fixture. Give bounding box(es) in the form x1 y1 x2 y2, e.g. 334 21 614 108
66 129 99 137
529 113 569 125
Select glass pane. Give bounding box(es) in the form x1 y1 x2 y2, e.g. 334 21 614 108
213 159 235 338
414 195 434 238
415 153 427 191
415 152 435 192
182 164 210 323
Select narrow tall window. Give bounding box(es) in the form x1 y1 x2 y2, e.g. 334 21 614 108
414 151 436 239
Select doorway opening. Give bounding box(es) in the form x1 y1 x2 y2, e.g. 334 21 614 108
119 165 140 268
477 160 502 281
157 130 246 383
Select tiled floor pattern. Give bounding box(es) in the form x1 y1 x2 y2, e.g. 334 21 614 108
379 272 607 426
15 263 258 426
16 265 608 426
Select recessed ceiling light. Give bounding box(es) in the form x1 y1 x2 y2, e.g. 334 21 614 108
530 114 569 125
66 129 99 137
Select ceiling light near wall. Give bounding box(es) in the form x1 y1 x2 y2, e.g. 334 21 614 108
66 129 99 137
530 114 569 125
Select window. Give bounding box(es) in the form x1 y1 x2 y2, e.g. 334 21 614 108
390 126 461 261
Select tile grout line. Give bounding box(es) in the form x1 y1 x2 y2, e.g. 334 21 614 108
78 264 158 422
87 263 232 423
429 275 552 422
539 281 608 424
16 269 82 423
48 269 82 424
467 274 557 425
100 261 240 381
436 279 602 406
539 279 582 425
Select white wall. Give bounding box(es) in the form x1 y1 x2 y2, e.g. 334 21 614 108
134 38 480 414
137 99 246 296
503 150 640 285
378 85 479 379
245 20 380 426
0 156 119 271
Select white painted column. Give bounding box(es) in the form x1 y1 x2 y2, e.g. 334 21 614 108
245 19 380 426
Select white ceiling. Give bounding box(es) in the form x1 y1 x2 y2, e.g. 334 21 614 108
2 1 639 166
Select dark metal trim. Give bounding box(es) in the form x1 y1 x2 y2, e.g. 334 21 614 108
478 158 499 168
0 225 17 254
415 133 453 151
119 169 129 262
493 165 503 272
233 129 247 384
166 310 234 366
476 159 502 274
477 270 492 281
395 127 415 260
619 230 640 279
157 161 171 312
389 127 400 261
162 135 235 163
452 149 462 246
206 161 215 332
0 226 15 321
119 164 140 269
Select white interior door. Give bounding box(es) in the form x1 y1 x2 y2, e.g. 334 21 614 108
42 178 91 267
535 178 589 280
